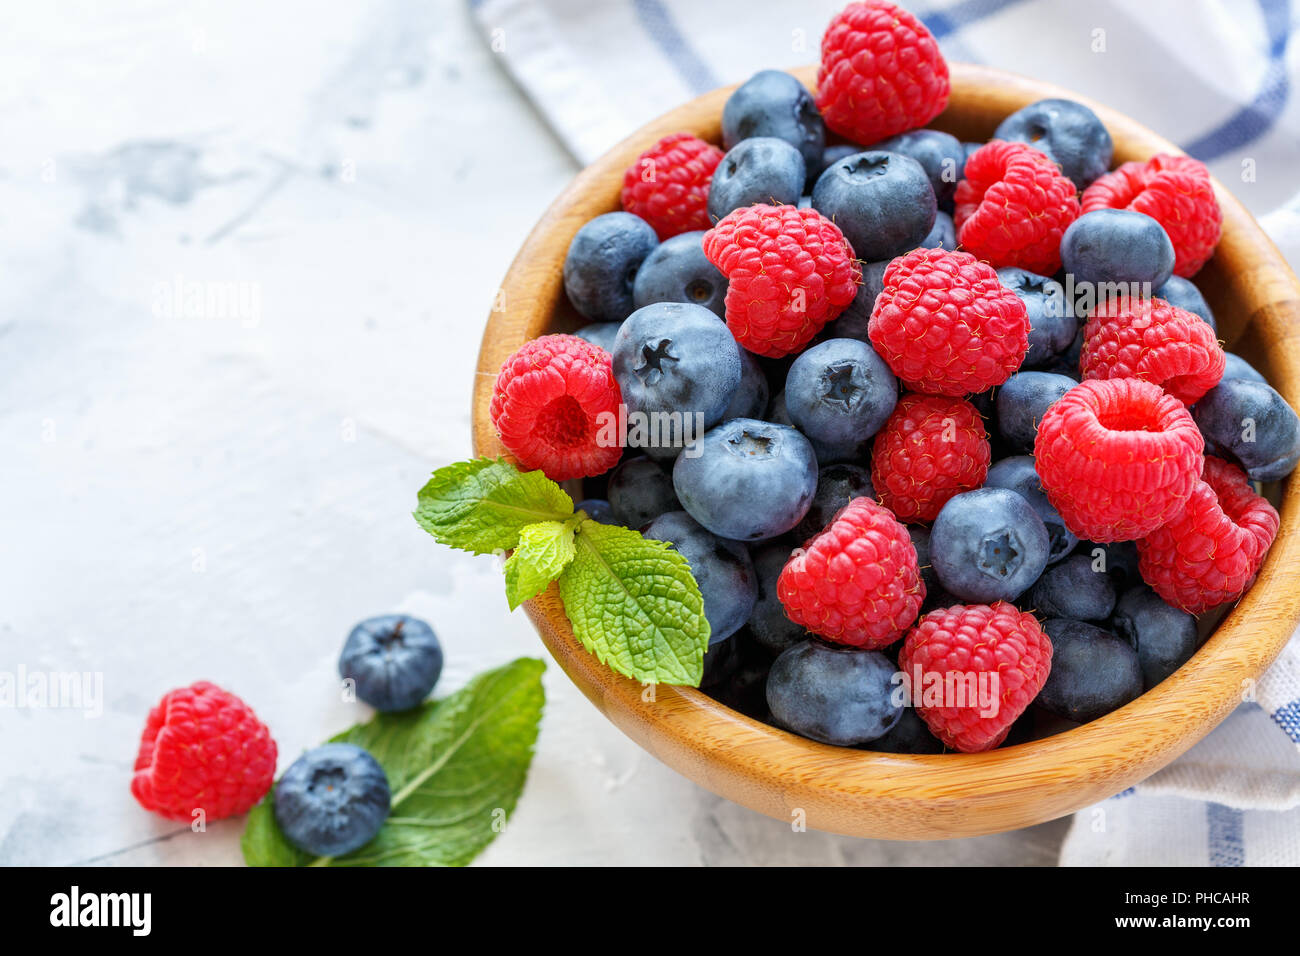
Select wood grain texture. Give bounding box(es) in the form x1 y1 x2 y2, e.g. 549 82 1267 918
471 63 1300 839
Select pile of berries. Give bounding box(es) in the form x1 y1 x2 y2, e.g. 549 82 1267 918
489 0 1296 753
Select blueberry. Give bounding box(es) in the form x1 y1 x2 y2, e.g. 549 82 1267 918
575 498 616 525
998 267 1077 368
994 97 1113 188
820 143 864 173
708 137 806 221
612 302 742 436
701 634 741 687
826 260 890 343
862 706 944 753
339 615 443 712
984 455 1077 564
748 541 806 655
1076 539 1142 589
673 418 818 541
274 743 391 857
606 456 678 528
642 511 757 644
793 462 876 541
1036 619 1143 723
707 632 773 718
722 70 825 188
1222 352 1267 385
1193 378 1300 480
766 640 902 745
632 231 726 318
574 321 622 353
1155 275 1216 332
811 150 936 261
920 210 956 249
563 212 659 322
908 525 939 595
930 488 1051 602
784 338 897 460
1060 209 1175 292
1026 553 1116 621
995 371 1076 452
721 348 770 421
1112 585 1202 687
872 129 966 207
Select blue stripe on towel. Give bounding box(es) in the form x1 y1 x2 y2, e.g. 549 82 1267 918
632 0 720 95
1183 0 1292 161
920 0 1030 40
1271 696 1300 743
1207 803 1246 866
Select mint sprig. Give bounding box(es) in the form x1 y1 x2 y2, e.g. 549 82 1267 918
413 458 710 686
242 657 545 867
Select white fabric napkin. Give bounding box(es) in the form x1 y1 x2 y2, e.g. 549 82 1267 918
469 0 1300 864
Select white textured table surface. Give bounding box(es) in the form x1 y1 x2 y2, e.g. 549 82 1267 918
0 0 1067 866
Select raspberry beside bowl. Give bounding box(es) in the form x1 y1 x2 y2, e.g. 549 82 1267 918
471 63 1300 839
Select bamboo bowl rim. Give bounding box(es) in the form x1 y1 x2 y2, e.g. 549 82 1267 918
471 63 1300 839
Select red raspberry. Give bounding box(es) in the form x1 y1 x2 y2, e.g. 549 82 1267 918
777 497 924 648
1081 296 1225 405
131 681 277 822
954 140 1081 274
1081 154 1222 277
490 334 623 482
871 394 991 522
899 602 1052 753
867 247 1029 395
1034 378 1204 542
1137 456 1279 613
620 132 723 240
703 204 861 358
815 0 950 145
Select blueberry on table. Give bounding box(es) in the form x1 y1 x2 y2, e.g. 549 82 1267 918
1155 275 1216 333
562 212 659 323
722 70 825 188
930 488 1051 603
784 338 897 460
606 456 679 529
708 137 806 221
632 230 727 318
984 455 1077 565
1035 619 1144 723
1111 585 1202 688
612 302 741 432
995 370 1076 453
673 418 818 542
871 128 967 207
811 150 936 261
793 462 876 542
274 743 391 858
994 97 1113 189
997 267 1078 368
641 511 757 645
339 614 443 712
1060 208 1176 291
748 541 807 656
767 640 902 746
1026 553 1116 621
1193 378 1300 481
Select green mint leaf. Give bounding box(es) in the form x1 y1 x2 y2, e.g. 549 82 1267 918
242 657 546 868
413 458 573 555
557 519 709 686
504 519 578 610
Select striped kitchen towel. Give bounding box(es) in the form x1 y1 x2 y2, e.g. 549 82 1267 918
470 0 1300 865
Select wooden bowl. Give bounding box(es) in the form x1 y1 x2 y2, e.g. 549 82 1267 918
472 63 1300 839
